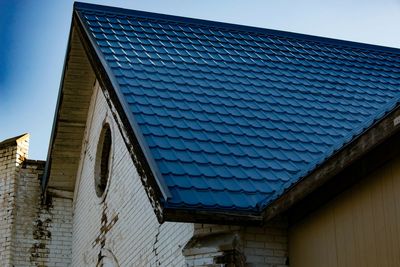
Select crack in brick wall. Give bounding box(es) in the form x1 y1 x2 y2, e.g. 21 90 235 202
92 198 119 266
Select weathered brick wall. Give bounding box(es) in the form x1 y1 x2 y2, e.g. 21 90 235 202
13 160 45 265
241 220 288 267
43 196 73 266
72 82 193 266
0 135 73 267
185 220 288 267
13 161 73 267
0 134 29 266
0 145 17 266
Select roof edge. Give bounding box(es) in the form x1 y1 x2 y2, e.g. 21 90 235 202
73 1 400 55
74 7 171 200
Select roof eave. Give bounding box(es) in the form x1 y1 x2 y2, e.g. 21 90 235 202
262 103 400 222
164 207 263 225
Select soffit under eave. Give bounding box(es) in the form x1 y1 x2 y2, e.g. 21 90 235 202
46 26 96 192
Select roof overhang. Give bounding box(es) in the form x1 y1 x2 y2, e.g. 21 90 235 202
262 103 400 223
42 17 96 193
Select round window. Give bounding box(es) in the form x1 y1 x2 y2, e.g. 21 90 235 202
95 124 112 198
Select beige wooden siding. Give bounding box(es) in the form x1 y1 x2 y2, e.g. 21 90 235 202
289 155 400 267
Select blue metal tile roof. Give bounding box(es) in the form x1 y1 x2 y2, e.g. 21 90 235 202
75 3 400 213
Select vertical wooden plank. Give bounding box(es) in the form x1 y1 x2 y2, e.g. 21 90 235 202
324 206 339 267
332 190 357 267
349 183 365 267
379 161 399 267
370 165 389 267
354 174 378 267
389 156 400 266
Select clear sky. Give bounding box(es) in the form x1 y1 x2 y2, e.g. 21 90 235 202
1 0 400 160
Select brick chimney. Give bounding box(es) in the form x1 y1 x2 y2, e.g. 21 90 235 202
0 133 29 266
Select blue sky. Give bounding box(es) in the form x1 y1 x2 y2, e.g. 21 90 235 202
1 0 400 160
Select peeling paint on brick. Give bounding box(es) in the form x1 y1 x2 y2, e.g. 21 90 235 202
102 87 165 222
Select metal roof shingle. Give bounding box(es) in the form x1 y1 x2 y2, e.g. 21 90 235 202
75 3 400 213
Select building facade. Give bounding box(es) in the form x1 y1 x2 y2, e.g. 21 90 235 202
2 2 400 266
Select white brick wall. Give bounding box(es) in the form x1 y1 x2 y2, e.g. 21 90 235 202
0 140 22 266
188 220 288 267
242 221 288 267
44 196 73 266
13 161 45 266
0 135 73 267
72 82 193 266
13 162 73 267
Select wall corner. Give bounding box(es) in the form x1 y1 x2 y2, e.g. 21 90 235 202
0 133 30 266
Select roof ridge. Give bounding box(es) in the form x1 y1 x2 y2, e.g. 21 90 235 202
74 1 400 55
